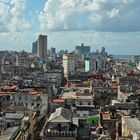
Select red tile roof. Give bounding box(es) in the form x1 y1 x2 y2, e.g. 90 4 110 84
52 99 65 103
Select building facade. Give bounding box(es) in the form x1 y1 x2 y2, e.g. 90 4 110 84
85 47 110 72
75 43 90 57
32 41 38 55
63 53 76 78
37 35 47 59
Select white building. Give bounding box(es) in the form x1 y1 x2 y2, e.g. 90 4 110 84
136 61 140 71
61 89 94 120
61 90 94 107
85 59 90 72
63 53 76 78
11 90 48 117
122 116 140 140
16 51 30 67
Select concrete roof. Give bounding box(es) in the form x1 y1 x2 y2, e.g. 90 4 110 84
52 99 65 103
5 113 24 120
61 91 93 100
0 92 16 96
22 116 29 121
123 116 140 133
0 85 16 90
0 126 19 140
48 107 71 123
102 112 111 120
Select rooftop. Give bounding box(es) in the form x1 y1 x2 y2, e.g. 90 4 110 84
0 126 19 140
52 99 65 103
48 107 71 123
22 116 29 121
61 91 93 100
123 116 140 133
0 85 16 90
117 110 129 116
0 92 16 96
18 88 43 97
102 112 111 120
5 113 24 120
64 53 75 57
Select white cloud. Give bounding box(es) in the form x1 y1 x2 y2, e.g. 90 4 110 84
0 0 31 32
8 17 31 32
0 0 140 55
9 0 31 31
108 8 120 18
0 2 9 17
0 0 10 3
10 0 26 17
38 0 140 32
0 0 33 52
38 0 100 31
49 31 140 55
0 30 140 55
0 2 10 31
0 32 35 51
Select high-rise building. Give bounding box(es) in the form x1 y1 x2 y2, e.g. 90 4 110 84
48 47 56 60
87 48 110 72
37 35 47 59
101 47 106 54
75 43 91 57
85 59 90 72
32 41 38 55
50 47 56 54
63 53 76 78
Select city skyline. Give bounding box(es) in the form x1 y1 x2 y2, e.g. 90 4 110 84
0 0 140 55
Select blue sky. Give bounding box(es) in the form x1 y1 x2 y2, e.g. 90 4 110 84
27 0 46 11
0 0 140 55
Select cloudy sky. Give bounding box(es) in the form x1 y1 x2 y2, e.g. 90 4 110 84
0 0 140 54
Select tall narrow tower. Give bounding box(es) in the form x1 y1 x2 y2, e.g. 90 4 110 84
63 53 76 78
37 35 47 59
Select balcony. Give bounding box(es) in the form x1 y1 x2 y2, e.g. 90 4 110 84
45 125 77 137
45 129 77 137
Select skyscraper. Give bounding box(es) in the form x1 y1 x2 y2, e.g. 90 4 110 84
32 41 38 55
75 43 91 57
50 47 56 54
37 35 47 59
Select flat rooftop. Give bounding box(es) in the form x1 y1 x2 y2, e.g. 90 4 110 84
0 92 16 96
61 91 93 100
123 116 140 133
0 126 19 140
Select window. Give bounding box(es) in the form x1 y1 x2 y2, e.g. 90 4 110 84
18 95 21 101
79 102 82 105
12 95 15 100
72 103 76 107
88 102 91 105
25 96 28 101
6 96 10 101
37 103 40 108
84 114 87 117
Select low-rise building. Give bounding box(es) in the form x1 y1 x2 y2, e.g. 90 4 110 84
41 107 77 140
61 89 94 106
122 116 140 140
